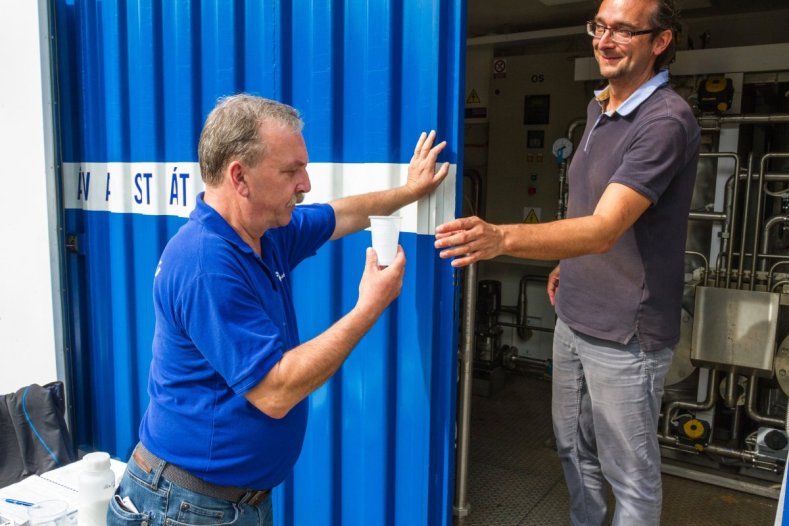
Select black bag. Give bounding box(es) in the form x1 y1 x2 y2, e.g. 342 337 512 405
0 381 76 487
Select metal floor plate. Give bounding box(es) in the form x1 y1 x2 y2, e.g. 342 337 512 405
454 372 778 526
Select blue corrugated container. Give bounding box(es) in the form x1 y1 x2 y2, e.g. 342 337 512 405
53 1 464 524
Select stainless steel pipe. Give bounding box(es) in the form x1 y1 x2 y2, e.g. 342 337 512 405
453 263 477 518
745 374 785 428
662 369 719 437
737 154 754 289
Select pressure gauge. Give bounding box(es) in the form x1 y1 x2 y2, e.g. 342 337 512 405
552 138 574 163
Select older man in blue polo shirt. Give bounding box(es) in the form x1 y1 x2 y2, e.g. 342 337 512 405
108 94 449 526
434 0 699 524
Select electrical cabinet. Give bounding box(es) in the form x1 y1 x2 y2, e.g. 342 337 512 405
486 52 591 225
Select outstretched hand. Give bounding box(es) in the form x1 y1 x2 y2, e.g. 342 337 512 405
434 216 504 268
407 131 450 198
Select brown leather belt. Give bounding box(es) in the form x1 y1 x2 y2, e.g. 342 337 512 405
132 442 270 506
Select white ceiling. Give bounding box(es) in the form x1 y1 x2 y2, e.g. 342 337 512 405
466 0 789 39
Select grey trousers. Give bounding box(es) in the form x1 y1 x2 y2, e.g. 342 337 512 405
551 318 673 526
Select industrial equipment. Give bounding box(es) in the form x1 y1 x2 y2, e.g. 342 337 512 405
470 273 554 396
656 76 789 496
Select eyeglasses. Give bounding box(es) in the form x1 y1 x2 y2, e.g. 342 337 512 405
586 20 658 44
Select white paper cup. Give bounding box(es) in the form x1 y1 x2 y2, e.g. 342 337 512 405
369 215 402 266
27 500 69 526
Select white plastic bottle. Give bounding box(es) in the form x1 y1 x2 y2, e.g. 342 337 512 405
78 452 115 526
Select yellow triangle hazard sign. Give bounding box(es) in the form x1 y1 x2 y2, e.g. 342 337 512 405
466 89 481 105
524 209 540 224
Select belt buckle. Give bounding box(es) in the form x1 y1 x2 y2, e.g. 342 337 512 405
245 489 270 507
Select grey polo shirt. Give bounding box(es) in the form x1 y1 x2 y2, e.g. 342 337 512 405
555 70 700 351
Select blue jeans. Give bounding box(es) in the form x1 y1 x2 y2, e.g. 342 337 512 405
107 453 273 526
552 318 673 526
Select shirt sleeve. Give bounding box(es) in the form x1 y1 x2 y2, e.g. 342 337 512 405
177 271 285 395
610 115 691 205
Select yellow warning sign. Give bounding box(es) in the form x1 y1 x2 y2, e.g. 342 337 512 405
524 208 540 224
466 89 481 105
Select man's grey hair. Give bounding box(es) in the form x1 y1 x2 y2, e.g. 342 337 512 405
198 94 304 186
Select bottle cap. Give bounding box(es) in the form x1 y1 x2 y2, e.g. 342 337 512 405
82 451 111 472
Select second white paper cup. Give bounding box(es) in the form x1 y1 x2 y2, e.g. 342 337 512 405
369 215 402 266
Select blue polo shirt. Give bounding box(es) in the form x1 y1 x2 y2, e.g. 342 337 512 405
556 70 700 351
139 193 335 489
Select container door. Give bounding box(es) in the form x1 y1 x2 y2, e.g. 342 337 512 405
53 1 464 524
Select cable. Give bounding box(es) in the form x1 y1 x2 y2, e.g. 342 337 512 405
21 385 63 467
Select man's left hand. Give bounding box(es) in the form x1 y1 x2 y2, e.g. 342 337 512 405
407 130 450 199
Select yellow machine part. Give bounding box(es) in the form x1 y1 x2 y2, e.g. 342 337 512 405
704 77 728 93
682 418 706 440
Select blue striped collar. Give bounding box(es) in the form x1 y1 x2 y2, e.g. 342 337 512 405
594 69 670 116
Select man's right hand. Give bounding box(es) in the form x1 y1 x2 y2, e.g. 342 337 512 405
355 246 406 318
434 216 505 268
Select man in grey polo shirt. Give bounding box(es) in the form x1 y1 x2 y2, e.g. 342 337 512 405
434 0 699 524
